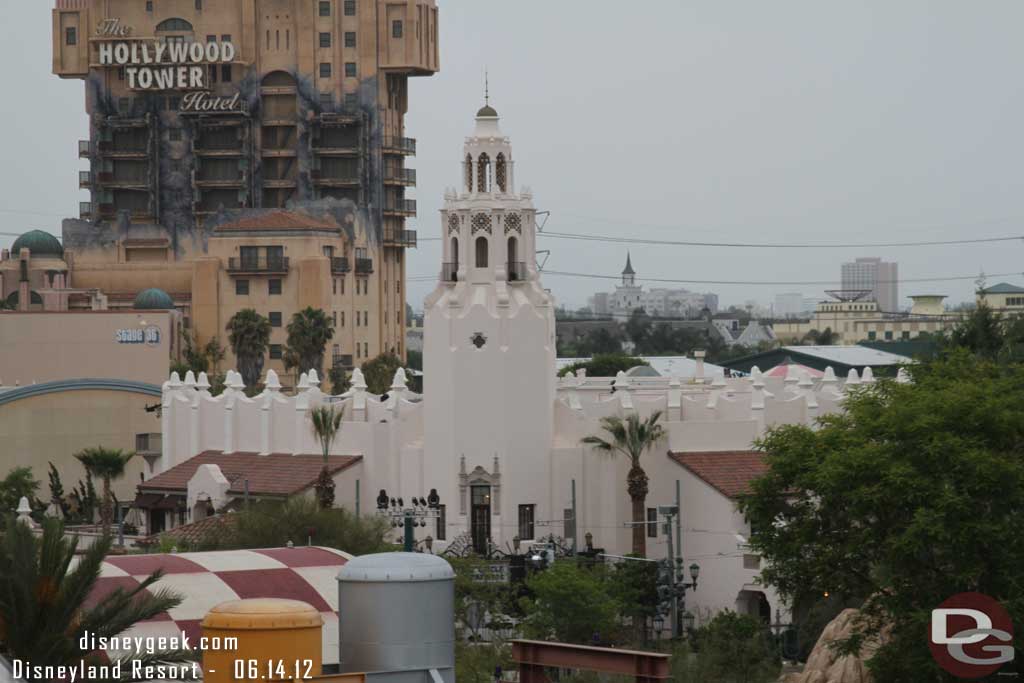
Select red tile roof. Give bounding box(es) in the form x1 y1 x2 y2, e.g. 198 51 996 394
138 451 361 497
138 513 237 547
668 451 768 499
214 211 340 232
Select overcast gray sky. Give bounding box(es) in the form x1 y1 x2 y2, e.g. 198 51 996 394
6 1 1024 311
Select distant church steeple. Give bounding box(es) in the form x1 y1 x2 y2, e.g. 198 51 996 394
622 252 636 286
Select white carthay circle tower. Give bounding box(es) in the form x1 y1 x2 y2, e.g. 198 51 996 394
423 100 556 553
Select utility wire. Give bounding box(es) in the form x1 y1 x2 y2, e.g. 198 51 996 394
538 230 1024 249
405 270 1019 287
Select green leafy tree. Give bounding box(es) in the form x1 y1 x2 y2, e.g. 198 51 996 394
73 447 134 529
182 497 390 556
310 405 344 509
581 411 666 557
226 308 272 389
450 557 519 642
608 556 659 644
179 329 210 374
47 463 68 519
283 307 335 380
625 308 652 345
456 641 512 683
203 335 226 375
944 302 1024 363
70 472 98 525
739 351 1024 680
361 352 407 394
0 519 189 671
329 365 351 395
520 562 618 644
800 327 837 345
690 611 780 683
557 353 649 378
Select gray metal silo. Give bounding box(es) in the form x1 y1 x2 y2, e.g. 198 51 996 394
337 552 455 683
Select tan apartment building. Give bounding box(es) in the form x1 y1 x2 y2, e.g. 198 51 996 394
50 0 438 379
773 293 960 345
977 282 1024 313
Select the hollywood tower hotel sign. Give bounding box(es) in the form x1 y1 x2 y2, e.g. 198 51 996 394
94 18 240 111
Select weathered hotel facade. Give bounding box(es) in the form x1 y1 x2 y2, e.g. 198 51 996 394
49 0 439 376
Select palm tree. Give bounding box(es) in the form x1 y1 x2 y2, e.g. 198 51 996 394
74 447 134 530
284 307 335 382
226 308 272 388
0 518 190 671
310 405 345 509
581 411 666 557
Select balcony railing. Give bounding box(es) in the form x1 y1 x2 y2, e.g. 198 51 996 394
384 229 417 248
355 257 373 274
78 171 92 188
79 201 93 220
227 256 290 273
78 140 91 157
384 168 417 185
382 137 416 155
331 257 351 274
332 353 354 369
383 199 417 216
507 261 527 282
442 262 458 283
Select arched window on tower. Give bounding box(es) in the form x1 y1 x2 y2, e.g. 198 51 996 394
475 236 488 268
507 236 520 281
495 153 507 193
451 236 459 277
465 154 473 193
155 18 194 32
477 153 490 193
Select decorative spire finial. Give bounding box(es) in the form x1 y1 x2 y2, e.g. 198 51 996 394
485 68 490 107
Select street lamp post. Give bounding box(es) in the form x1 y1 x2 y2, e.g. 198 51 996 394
376 489 441 552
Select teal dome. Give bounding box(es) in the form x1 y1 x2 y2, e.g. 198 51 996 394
476 104 498 118
11 230 63 257
133 288 175 310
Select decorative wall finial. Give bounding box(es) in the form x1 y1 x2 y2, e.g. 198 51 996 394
485 68 489 107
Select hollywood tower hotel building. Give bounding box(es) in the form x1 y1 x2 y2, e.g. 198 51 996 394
49 0 438 374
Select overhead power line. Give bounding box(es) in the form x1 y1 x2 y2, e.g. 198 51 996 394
405 270 1020 287
538 231 1024 249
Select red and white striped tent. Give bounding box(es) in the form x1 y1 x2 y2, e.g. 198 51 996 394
762 362 824 379
85 546 351 664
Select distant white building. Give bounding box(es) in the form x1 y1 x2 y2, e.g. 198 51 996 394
590 254 718 321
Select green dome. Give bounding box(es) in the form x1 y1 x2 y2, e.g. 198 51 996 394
133 288 175 310
476 104 498 118
11 230 63 257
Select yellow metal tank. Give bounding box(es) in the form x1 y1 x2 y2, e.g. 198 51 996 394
201 598 323 683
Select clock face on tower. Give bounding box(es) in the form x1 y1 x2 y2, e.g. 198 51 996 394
470 332 487 349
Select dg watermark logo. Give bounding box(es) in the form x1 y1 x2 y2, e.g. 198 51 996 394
929 592 1014 679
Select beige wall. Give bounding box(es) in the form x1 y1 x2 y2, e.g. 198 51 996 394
979 292 1024 312
67 261 193 296
0 388 154 507
0 310 179 386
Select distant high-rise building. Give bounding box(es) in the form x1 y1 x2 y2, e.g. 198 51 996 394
774 292 805 318
841 257 898 312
